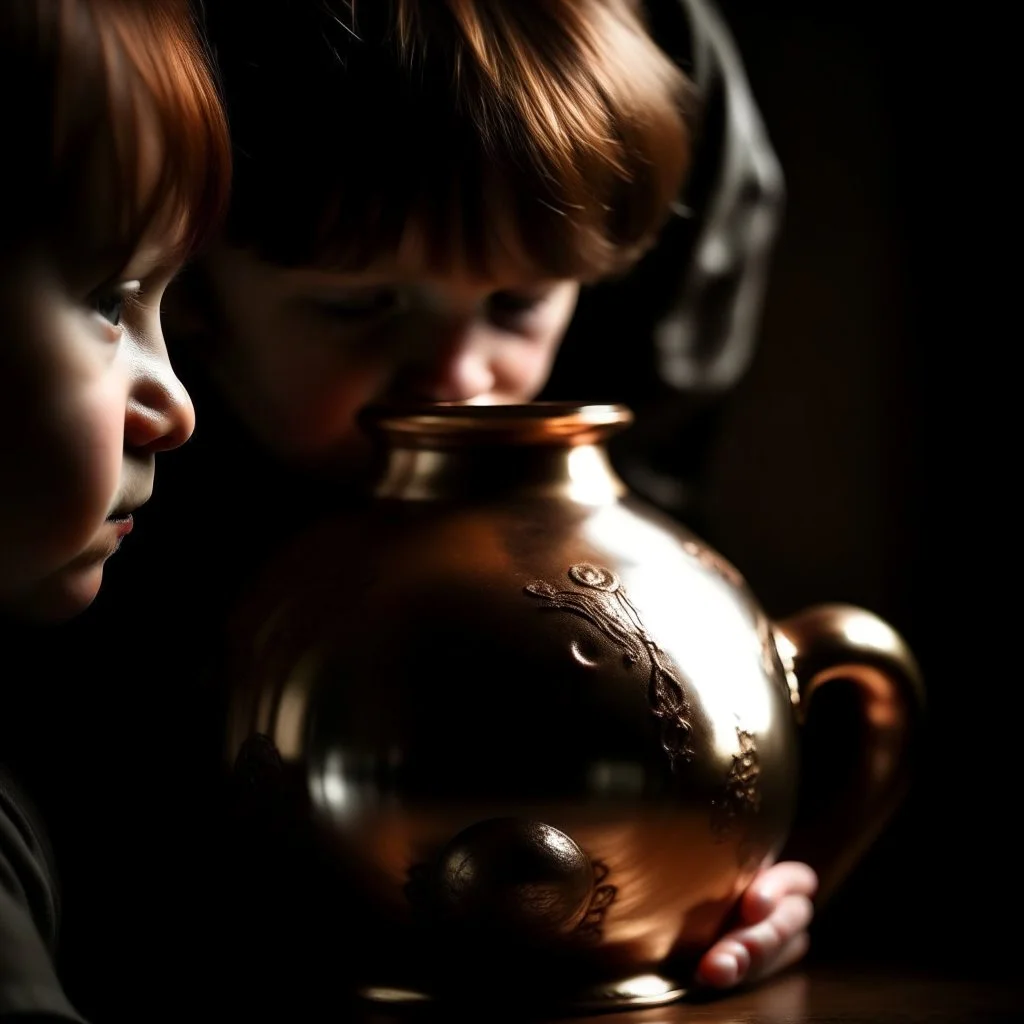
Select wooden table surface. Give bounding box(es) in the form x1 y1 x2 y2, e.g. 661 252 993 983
348 965 1023 1023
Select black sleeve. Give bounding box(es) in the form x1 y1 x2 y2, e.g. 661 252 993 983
0 768 85 1022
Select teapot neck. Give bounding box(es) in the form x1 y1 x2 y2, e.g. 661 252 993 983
361 402 632 504
372 442 627 503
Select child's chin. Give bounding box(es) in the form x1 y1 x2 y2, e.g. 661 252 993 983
17 564 104 623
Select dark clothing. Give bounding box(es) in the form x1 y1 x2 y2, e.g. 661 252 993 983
0 766 83 1021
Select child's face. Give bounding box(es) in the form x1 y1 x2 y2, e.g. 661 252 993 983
198 239 580 472
0 244 195 620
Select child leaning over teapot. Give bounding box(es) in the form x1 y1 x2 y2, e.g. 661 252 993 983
179 0 813 994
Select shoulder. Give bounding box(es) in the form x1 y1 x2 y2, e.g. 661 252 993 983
0 766 59 949
0 767 84 1022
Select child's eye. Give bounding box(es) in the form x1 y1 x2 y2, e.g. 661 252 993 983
314 287 405 323
87 281 141 328
488 290 545 325
489 291 541 312
91 290 124 326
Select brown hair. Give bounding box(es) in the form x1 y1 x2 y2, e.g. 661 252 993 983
209 0 693 282
1 0 231 286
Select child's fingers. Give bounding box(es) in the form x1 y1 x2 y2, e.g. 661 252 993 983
746 929 810 986
741 861 819 922
694 869 817 991
695 893 813 990
694 938 752 989
733 893 815 971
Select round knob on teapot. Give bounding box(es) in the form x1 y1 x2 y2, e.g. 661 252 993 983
433 818 595 940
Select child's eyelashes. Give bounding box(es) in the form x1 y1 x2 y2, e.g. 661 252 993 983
488 290 543 316
311 287 406 323
486 290 546 328
301 283 552 337
91 290 124 327
87 280 142 330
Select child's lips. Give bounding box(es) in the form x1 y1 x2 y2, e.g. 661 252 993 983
68 514 135 569
105 512 134 539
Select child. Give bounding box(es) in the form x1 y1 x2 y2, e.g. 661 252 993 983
14 1 811 1017
0 0 230 1017
190 0 817 993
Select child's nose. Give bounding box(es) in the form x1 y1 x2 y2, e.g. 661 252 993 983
124 354 196 454
405 328 496 402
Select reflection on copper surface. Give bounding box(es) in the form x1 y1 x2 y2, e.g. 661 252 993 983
586 761 646 796
222 403 923 1011
272 657 317 760
565 443 627 504
353 968 808 1023
774 603 925 901
601 973 686 1006
580 504 778 749
355 969 808 1023
524 563 695 768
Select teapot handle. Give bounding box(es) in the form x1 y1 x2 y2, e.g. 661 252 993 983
771 603 925 904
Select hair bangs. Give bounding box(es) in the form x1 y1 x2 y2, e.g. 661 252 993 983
220 0 693 283
94 1 232 263
1 0 229 284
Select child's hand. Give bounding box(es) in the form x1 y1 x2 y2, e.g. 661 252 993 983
694 861 818 990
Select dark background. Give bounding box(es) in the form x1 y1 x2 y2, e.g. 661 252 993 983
664 0 1011 978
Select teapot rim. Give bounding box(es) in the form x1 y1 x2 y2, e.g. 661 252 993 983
359 401 634 445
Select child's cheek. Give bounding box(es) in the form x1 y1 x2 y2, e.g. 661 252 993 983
65 377 129 543
494 354 546 402
520 337 565 400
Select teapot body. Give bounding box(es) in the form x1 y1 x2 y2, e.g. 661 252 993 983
223 405 917 1010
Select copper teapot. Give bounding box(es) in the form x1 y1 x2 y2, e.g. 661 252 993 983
222 403 923 1012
